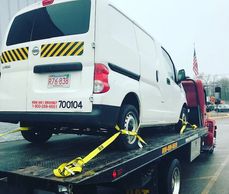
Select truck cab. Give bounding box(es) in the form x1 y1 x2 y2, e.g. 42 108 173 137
182 78 216 152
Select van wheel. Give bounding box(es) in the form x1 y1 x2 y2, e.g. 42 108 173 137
117 105 139 150
175 107 188 133
21 127 52 144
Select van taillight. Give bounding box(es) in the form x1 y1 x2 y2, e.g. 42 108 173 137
94 64 110 94
42 0 54 6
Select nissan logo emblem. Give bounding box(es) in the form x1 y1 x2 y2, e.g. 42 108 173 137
32 46 39 56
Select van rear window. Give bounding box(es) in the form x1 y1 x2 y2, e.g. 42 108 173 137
6 0 91 46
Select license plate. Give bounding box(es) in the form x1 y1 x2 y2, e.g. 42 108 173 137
48 74 71 88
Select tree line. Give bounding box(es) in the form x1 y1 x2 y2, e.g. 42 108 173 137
198 74 229 102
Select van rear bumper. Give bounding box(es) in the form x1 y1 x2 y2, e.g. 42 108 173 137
0 105 120 129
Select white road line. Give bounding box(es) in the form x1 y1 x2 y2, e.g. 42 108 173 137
201 155 229 194
183 176 214 181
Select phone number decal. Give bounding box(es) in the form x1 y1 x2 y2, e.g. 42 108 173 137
32 100 58 109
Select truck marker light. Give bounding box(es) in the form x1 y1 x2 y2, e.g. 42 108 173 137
112 168 123 179
42 0 54 6
112 170 117 179
94 63 110 94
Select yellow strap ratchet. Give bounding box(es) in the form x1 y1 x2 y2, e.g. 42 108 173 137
179 119 197 134
53 125 146 178
0 127 29 137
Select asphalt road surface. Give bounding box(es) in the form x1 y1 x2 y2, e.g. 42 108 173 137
0 118 229 194
0 122 21 142
181 118 229 194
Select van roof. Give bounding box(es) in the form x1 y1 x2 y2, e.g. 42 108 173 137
108 1 156 42
11 0 158 46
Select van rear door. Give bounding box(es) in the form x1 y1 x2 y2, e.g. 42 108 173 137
26 0 95 113
0 12 31 111
0 44 29 111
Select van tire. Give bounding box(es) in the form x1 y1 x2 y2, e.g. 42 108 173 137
117 104 139 150
175 107 188 133
21 127 52 144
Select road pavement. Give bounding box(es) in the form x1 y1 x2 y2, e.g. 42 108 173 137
0 122 21 142
181 118 229 194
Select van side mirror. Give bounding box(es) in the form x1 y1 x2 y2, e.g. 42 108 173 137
178 69 186 83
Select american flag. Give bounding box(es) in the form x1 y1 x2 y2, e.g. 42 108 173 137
193 49 199 76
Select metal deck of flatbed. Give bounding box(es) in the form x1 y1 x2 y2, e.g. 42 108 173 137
0 127 207 190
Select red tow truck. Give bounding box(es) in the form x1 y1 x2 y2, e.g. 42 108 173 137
182 79 216 153
0 78 216 194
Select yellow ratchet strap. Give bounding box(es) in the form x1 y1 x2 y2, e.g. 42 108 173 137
0 127 29 137
53 125 146 178
179 119 197 134
115 125 147 145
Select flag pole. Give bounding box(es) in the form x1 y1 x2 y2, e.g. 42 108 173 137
194 42 196 79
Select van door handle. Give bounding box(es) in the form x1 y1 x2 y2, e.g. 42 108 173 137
156 70 159 82
34 63 82 74
166 78 171 85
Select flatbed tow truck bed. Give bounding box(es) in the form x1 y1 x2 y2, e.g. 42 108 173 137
0 127 208 194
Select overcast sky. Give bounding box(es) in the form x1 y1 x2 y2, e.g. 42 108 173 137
112 0 229 78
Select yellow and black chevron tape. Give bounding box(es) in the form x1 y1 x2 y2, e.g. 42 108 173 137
0 42 84 64
41 41 84 58
0 47 29 64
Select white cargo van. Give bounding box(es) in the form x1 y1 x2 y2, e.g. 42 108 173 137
0 0 187 149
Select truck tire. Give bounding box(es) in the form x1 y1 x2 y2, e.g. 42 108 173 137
209 147 214 154
159 159 181 194
117 104 140 150
21 127 52 144
175 107 188 133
